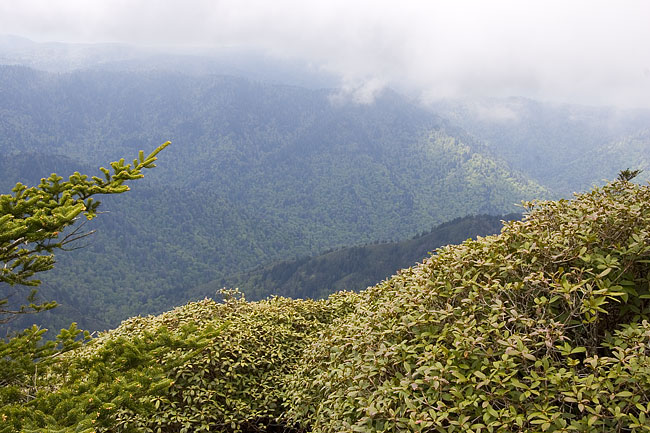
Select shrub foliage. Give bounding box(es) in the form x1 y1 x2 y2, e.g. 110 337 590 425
5 179 650 432
2 291 358 432
287 179 650 432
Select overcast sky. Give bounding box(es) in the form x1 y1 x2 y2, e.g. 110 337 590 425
1 0 649 108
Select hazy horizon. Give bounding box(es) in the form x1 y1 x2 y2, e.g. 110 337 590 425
1 1 649 109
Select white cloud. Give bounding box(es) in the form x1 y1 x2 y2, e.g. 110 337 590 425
1 0 649 107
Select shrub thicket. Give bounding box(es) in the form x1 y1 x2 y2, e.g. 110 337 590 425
3 290 357 432
286 180 650 432
5 180 650 433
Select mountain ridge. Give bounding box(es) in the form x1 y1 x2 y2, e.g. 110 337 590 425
188 213 521 302
0 64 545 330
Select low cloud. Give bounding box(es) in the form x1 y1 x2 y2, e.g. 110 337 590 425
471 101 521 123
2 0 649 108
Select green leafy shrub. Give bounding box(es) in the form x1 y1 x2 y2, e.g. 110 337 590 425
5 291 357 432
286 180 650 432
8 179 650 433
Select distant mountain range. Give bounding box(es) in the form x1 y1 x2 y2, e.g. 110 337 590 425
0 34 338 88
1 37 649 332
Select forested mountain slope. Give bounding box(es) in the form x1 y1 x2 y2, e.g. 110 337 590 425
431 97 650 194
190 214 519 302
0 65 544 330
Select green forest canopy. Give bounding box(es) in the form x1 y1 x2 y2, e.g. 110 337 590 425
0 66 549 332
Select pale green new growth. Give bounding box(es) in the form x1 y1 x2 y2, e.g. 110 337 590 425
0 141 169 322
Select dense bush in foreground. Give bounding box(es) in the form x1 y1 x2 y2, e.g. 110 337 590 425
3 291 358 432
4 179 650 432
287 180 650 432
